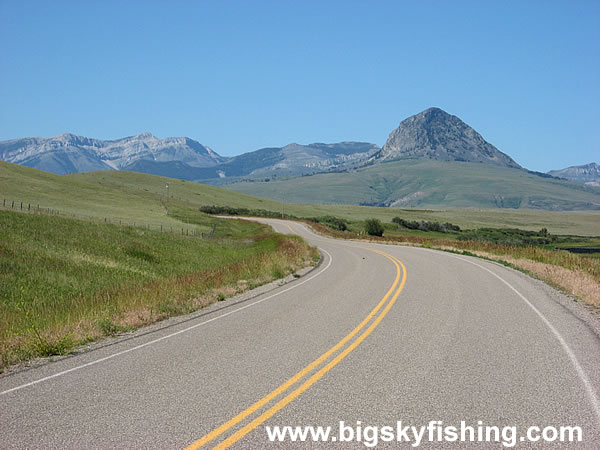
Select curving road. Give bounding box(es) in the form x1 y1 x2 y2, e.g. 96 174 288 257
1 218 599 448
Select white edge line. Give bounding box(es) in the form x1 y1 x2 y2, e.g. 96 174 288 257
1 248 333 396
448 252 600 424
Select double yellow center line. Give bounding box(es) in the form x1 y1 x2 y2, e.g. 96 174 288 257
186 241 407 449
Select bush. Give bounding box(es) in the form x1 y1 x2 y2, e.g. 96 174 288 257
365 219 384 236
456 227 557 246
200 205 298 219
311 216 348 231
392 217 461 233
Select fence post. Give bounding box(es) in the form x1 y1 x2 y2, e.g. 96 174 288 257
11 200 14 208
21 202 23 210
28 204 30 210
160 224 163 232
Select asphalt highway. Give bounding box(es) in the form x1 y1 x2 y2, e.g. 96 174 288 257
1 218 599 448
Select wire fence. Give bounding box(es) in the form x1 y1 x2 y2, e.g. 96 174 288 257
0 198 216 239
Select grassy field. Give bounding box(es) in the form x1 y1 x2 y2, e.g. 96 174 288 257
0 162 323 370
2 161 599 236
0 209 317 370
224 160 600 211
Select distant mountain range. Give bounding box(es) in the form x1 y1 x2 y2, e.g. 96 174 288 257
548 162 600 187
0 132 225 175
0 107 522 179
1 107 598 211
127 141 381 183
0 132 380 181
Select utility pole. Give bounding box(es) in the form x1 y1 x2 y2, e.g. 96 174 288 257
165 183 170 216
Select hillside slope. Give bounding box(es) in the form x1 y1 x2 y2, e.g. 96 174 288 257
224 160 600 211
1 161 599 235
0 161 274 227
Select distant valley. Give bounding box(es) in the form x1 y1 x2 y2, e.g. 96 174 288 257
1 107 598 211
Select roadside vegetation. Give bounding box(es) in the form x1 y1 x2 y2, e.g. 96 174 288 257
200 204 600 308
364 218 384 236
0 209 318 371
306 216 600 308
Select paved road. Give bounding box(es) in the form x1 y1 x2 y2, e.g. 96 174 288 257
1 218 599 448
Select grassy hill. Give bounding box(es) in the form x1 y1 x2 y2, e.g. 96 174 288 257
223 160 600 211
0 162 318 369
2 161 599 236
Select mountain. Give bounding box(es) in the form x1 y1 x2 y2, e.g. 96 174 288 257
375 107 521 168
548 163 600 187
204 142 380 181
104 141 380 182
0 132 225 175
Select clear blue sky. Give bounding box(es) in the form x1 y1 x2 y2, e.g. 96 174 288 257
1 0 598 171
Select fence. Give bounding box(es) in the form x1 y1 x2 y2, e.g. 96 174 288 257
1 198 216 239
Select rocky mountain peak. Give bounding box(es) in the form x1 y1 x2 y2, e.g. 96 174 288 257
377 108 521 169
548 162 600 186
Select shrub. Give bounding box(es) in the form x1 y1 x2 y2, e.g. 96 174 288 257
312 216 348 231
200 205 299 220
392 217 461 233
365 219 384 236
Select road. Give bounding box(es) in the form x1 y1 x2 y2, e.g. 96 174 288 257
1 218 599 448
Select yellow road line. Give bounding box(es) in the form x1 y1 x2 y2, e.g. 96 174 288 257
214 255 407 448
186 220 406 449
185 249 402 449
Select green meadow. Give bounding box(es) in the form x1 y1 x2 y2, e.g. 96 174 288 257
0 162 319 370
2 161 598 236
223 159 600 215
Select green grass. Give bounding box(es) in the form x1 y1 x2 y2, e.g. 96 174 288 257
2 161 599 236
224 159 600 210
0 208 317 370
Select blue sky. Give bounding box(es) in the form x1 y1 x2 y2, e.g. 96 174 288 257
1 0 598 171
